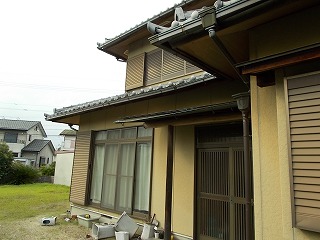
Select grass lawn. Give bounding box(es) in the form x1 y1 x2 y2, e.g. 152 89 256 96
0 183 70 222
0 183 94 239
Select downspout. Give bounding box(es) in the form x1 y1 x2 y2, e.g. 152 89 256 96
164 125 174 240
232 92 252 240
200 6 249 87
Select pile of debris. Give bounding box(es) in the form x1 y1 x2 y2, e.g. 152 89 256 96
41 211 164 240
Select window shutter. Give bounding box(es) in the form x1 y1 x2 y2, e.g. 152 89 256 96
288 72 320 232
125 53 145 91
145 49 162 85
70 131 93 205
162 51 185 80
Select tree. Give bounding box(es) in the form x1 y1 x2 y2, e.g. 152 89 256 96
0 142 14 184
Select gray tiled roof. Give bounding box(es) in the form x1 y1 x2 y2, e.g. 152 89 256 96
60 129 77 136
98 0 197 50
22 139 54 152
45 73 215 121
0 119 39 131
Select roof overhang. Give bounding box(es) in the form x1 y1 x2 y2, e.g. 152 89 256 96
115 101 238 124
45 73 215 124
97 0 215 61
147 0 320 82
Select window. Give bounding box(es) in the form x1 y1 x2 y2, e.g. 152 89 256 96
125 49 202 90
90 127 153 217
4 132 18 143
287 72 320 232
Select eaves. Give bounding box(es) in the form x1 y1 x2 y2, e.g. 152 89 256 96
45 73 215 121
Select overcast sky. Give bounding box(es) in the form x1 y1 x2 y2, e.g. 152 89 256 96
0 0 181 148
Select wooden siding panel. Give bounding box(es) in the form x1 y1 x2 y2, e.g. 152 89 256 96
70 131 92 205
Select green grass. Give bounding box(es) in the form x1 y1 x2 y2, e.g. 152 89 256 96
0 183 70 222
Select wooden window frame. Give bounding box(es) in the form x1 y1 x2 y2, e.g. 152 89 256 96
89 127 153 220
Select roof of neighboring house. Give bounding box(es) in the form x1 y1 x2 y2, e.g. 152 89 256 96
59 129 77 136
45 72 215 121
22 139 55 153
0 119 47 137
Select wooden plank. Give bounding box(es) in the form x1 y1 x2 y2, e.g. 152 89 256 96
292 155 320 163
289 92 320 102
293 163 320 170
289 106 320 115
291 134 320 142
242 48 320 75
289 98 320 108
293 170 320 178
288 72 320 90
295 191 320 200
296 206 320 215
291 141 320 148
289 84 320 96
292 148 320 155
294 177 320 185
290 119 320 128
295 199 320 208
291 128 320 135
290 112 320 121
294 184 320 193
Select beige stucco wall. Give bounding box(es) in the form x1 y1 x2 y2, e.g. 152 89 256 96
150 126 168 228
249 6 320 239
172 125 195 237
251 72 320 240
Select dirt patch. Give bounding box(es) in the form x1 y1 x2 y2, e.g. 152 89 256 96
0 215 95 240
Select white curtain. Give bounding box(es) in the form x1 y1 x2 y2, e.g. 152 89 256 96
134 142 152 212
117 143 135 212
101 144 118 209
90 145 105 203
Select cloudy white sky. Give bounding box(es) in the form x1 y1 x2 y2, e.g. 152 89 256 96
0 0 182 148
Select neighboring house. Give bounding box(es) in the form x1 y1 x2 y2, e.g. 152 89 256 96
21 139 55 168
0 119 47 157
53 129 77 186
45 1 320 240
59 129 76 151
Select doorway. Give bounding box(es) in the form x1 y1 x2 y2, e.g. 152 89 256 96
196 124 253 240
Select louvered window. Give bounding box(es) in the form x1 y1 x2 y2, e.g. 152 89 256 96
70 131 93 205
162 51 185 80
126 49 201 88
145 50 162 84
287 72 320 232
125 53 145 91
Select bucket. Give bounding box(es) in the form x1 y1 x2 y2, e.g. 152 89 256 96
115 231 129 240
141 224 155 239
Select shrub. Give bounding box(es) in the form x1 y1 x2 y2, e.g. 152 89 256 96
0 143 14 184
40 162 56 176
9 162 41 185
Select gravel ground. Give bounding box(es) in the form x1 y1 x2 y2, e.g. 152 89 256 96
0 214 95 240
